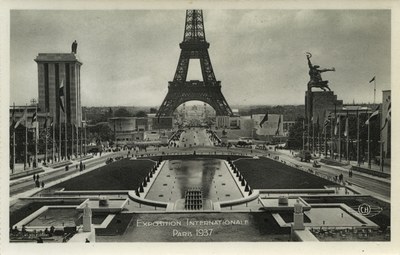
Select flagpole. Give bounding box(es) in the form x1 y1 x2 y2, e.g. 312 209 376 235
302 119 305 151
307 120 310 152
312 118 315 155
330 114 333 159
76 123 79 158
380 108 384 172
65 110 68 160
12 103 16 174
34 103 38 168
25 104 28 170
367 120 371 169
13 124 16 173
52 112 55 163
346 112 349 164
45 112 48 164
324 123 327 157
84 113 87 155
379 125 385 172
332 104 336 159
373 79 376 105
318 128 321 156
338 115 341 162
59 104 62 162
356 108 360 166
80 123 83 157
71 122 74 159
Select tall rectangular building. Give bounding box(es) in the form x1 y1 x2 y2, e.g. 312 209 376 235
35 53 82 126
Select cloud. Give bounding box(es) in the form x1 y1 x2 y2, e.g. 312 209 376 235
10 10 391 107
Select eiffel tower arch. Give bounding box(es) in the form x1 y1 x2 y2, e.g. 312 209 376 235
157 10 233 117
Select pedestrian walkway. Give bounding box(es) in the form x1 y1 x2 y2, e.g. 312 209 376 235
266 148 390 186
9 159 107 206
9 152 111 185
280 148 390 176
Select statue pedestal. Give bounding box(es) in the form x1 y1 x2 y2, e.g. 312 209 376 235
293 200 305 231
83 203 92 232
305 90 343 126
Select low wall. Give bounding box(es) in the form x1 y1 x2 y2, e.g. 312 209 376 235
10 168 44 180
259 189 335 194
320 158 349 167
48 161 73 169
292 229 319 241
351 165 390 178
128 191 169 209
217 190 260 208
54 190 129 195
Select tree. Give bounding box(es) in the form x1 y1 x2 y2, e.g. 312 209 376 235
287 116 305 149
107 107 113 117
87 123 114 143
135 111 147 117
114 108 131 117
150 108 158 114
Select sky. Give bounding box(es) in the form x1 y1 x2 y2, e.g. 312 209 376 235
10 9 391 107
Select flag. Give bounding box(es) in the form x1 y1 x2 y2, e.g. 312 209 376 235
323 119 330 130
59 80 65 112
344 115 349 137
260 112 268 128
365 106 380 125
323 114 331 129
381 101 391 131
275 115 281 136
334 116 340 135
31 111 37 124
14 107 27 129
44 115 48 128
369 76 376 83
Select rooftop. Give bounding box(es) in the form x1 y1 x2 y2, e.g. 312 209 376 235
35 53 82 64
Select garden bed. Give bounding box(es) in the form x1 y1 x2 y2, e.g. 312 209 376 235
52 159 155 191
234 157 335 189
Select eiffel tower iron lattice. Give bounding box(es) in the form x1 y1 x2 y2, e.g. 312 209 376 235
157 10 233 117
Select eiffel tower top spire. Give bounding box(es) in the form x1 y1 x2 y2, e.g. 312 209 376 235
183 10 206 42
180 10 209 50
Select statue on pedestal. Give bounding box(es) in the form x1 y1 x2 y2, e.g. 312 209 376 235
71 40 78 54
83 203 92 232
306 52 335 91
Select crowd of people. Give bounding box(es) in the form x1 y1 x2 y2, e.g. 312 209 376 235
32 173 45 188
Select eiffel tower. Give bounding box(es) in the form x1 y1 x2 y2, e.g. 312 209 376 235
157 10 233 117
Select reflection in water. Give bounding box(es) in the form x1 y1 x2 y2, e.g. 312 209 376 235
169 159 219 199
